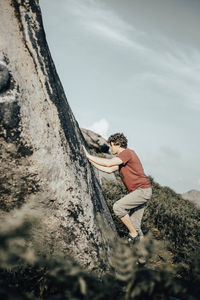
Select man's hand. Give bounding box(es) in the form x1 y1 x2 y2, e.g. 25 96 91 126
83 146 118 173
83 145 122 167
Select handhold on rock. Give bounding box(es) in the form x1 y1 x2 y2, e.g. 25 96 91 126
0 62 10 92
81 128 110 153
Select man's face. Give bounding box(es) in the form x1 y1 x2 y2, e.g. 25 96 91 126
110 142 120 155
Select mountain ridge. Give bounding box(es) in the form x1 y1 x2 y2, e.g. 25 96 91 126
182 189 200 207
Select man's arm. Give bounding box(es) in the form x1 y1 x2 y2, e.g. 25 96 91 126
83 146 122 167
89 160 119 173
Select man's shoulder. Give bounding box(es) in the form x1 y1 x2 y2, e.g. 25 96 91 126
125 148 139 161
118 148 131 156
118 148 134 162
125 148 135 155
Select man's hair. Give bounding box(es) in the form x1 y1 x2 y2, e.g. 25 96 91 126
107 133 128 148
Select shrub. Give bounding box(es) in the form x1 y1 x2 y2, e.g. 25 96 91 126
102 175 200 281
1 175 200 299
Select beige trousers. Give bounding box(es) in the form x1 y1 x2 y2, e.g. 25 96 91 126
113 187 152 236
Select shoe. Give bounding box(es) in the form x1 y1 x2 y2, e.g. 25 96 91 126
127 233 140 244
137 257 146 265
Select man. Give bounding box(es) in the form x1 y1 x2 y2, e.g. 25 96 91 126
83 133 152 242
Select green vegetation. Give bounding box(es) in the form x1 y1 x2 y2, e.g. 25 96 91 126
102 175 200 278
0 175 200 299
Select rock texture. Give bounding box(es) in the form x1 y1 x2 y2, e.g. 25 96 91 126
81 128 110 154
81 128 116 182
0 62 10 92
0 0 116 273
182 190 200 208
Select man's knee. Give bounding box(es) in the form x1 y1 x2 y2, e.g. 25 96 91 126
113 202 119 215
113 201 125 218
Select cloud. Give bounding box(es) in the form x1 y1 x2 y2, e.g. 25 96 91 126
85 118 110 138
126 69 200 111
144 146 181 170
88 22 144 51
66 0 200 112
160 146 181 160
66 0 145 50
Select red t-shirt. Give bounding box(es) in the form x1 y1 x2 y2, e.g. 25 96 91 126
117 148 150 193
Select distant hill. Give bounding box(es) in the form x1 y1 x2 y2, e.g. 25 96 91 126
182 189 200 208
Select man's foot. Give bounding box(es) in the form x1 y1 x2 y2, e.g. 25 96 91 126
127 233 140 244
137 257 146 265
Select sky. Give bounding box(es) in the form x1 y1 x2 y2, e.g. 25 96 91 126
40 0 200 194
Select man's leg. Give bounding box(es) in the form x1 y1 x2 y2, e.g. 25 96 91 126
129 188 152 237
113 188 151 237
129 205 146 238
120 214 138 237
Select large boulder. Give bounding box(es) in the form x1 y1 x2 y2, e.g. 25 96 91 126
81 128 116 182
0 0 116 273
81 128 110 154
0 62 10 92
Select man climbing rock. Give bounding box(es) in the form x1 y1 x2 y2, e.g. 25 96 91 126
83 133 152 243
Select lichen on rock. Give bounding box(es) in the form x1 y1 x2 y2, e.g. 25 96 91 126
0 0 117 274
0 62 10 92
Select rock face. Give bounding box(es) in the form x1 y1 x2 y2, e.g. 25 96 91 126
81 128 110 154
182 190 200 208
0 0 116 273
0 63 10 92
81 128 116 182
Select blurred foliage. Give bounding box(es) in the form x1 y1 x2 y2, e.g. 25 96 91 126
0 175 200 299
0 208 122 300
